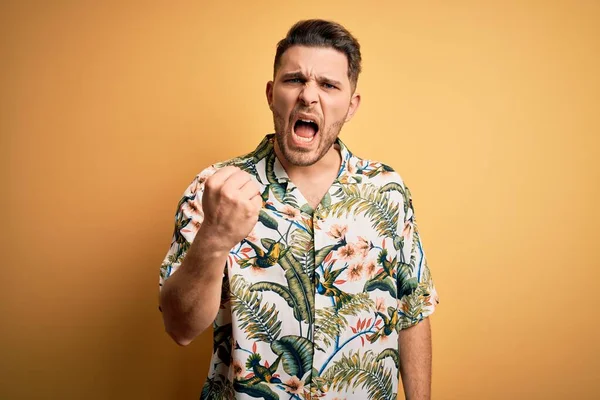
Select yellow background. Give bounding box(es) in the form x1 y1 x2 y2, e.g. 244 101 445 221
1 1 599 399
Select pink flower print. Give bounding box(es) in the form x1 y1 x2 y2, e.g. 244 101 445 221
281 205 301 220
347 262 364 282
285 376 304 394
327 224 348 240
365 259 377 278
232 360 244 378
355 236 371 257
337 243 357 260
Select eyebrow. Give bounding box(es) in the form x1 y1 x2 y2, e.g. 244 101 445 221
280 72 343 87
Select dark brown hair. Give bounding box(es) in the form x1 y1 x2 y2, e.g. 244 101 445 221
273 19 362 90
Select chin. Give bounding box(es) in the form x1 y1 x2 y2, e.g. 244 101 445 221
282 148 321 167
278 133 324 166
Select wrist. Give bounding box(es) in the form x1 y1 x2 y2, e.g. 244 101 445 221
195 224 234 255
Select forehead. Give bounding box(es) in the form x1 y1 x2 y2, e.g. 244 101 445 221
277 46 349 81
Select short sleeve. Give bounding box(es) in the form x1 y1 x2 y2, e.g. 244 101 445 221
397 184 439 330
159 167 216 291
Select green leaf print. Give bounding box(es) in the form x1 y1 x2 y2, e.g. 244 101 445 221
213 322 232 366
250 281 301 321
299 203 313 215
393 234 403 251
271 335 314 378
233 382 278 400
329 185 399 239
320 192 332 208
251 251 314 326
364 277 397 298
314 293 374 352
230 275 281 342
252 136 271 163
212 323 232 352
283 187 300 208
314 307 345 351
264 151 286 203
260 238 276 249
324 350 394 400
258 209 278 230
201 374 235 400
314 245 335 268
280 251 315 324
376 348 399 369
265 150 279 184
397 262 419 298
290 224 315 276
379 182 405 196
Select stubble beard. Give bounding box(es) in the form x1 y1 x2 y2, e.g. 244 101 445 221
272 108 346 167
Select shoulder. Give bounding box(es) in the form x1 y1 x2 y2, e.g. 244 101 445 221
349 154 408 190
184 151 259 195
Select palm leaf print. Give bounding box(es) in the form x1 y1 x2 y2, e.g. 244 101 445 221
213 322 232 366
282 187 300 208
289 221 315 276
314 307 345 351
252 136 271 163
160 242 190 281
249 281 300 321
324 350 395 400
213 153 260 178
201 374 235 400
337 292 375 316
330 185 399 239
379 182 409 215
397 262 418 298
271 335 314 378
398 291 428 330
250 251 314 326
265 150 278 184
232 382 278 400
230 275 281 342
172 209 192 246
289 221 334 276
314 293 374 351
264 151 286 202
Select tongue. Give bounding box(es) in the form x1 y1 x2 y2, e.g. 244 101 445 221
295 124 316 138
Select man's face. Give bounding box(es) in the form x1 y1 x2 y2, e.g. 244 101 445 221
266 46 360 167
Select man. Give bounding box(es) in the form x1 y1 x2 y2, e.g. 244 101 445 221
159 19 439 400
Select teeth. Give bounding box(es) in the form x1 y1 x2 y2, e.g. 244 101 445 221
293 132 315 143
300 119 315 123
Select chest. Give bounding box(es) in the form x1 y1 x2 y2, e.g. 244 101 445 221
229 181 407 298
292 179 332 209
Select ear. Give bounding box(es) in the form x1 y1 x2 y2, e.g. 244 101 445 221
266 81 274 110
345 92 361 122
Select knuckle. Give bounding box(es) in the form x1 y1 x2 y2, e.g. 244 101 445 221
204 176 219 191
222 188 239 202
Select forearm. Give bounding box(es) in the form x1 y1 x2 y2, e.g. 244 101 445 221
160 230 229 346
398 317 432 400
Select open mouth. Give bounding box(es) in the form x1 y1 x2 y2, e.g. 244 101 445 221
293 118 319 144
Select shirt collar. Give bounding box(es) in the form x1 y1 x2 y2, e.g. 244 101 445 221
252 134 356 185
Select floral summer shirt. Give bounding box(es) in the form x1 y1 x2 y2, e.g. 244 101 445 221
159 134 439 400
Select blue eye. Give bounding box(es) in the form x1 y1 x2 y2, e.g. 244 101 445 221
286 78 302 83
322 83 337 89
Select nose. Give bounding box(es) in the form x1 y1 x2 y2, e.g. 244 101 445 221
298 82 318 106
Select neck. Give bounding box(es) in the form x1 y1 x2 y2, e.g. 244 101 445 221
274 141 342 183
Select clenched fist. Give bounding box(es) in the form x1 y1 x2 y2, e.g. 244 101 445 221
199 166 262 253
